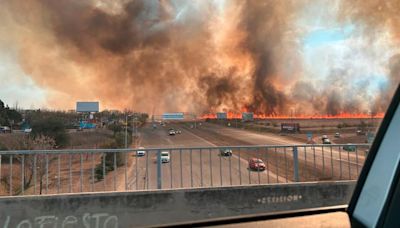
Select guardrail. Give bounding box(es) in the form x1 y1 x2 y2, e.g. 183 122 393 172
0 144 369 196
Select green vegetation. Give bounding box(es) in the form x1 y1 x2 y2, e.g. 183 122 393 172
0 100 22 126
95 129 133 181
93 113 149 181
0 141 7 150
31 117 69 147
107 123 123 136
337 122 350 129
359 120 367 132
24 110 80 129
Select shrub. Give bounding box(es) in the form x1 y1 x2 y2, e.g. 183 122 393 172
31 117 69 147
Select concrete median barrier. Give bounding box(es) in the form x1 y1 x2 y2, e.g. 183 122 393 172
0 181 355 227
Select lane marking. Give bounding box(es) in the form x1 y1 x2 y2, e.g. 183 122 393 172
182 128 218 147
183 126 288 182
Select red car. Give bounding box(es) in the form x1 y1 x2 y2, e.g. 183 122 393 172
248 158 266 171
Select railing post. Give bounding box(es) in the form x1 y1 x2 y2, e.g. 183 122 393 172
157 150 162 189
293 146 300 182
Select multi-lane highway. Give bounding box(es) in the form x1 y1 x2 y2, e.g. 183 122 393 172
113 121 367 191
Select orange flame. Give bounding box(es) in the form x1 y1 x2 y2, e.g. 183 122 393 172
200 112 385 120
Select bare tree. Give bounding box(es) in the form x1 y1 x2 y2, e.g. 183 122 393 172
24 135 55 194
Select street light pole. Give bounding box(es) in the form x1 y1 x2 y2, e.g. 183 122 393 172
133 117 137 148
125 115 128 148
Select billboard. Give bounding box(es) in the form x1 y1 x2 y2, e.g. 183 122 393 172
242 112 254 122
162 113 184 120
76 102 99 113
217 112 227 119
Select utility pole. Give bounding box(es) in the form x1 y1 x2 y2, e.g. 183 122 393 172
124 115 127 148
133 116 138 148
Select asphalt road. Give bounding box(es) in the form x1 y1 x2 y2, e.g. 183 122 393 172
113 122 366 191
127 123 286 190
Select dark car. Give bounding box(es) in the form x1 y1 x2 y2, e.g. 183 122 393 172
219 149 232 156
343 144 356 152
248 158 266 171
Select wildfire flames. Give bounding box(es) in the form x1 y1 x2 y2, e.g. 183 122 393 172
0 0 399 114
200 112 385 120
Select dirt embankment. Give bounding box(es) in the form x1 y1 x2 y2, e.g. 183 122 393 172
0 129 114 196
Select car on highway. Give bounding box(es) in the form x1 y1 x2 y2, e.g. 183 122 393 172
343 144 356 152
0 126 11 133
322 138 331 144
248 158 266 171
137 147 146 156
356 129 364 135
321 135 328 140
334 132 340 138
24 128 32 133
168 129 176 135
219 149 233 156
161 151 170 163
175 129 181 134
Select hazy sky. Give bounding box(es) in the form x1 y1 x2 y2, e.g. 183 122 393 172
0 0 398 111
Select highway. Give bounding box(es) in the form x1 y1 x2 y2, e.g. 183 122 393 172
188 123 367 181
113 121 366 191
129 123 287 190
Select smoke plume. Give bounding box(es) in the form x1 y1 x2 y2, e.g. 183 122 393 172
340 0 400 113
0 0 398 115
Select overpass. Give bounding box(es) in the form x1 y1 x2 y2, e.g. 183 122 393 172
0 144 366 226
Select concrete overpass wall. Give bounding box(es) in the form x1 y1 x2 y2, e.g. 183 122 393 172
0 181 355 227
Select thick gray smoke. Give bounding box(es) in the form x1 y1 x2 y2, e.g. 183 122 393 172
339 0 400 114
0 0 398 115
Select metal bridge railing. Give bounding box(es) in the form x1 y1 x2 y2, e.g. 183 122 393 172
0 144 370 197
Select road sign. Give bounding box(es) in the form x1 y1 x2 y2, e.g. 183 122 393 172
217 112 227 119
162 113 184 120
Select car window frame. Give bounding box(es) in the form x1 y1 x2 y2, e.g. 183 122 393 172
347 84 400 227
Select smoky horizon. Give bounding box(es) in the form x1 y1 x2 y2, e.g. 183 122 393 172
0 0 399 115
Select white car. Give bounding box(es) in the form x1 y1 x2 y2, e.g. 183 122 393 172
137 147 146 156
24 128 32 133
323 138 331 144
169 129 176 135
161 151 170 163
